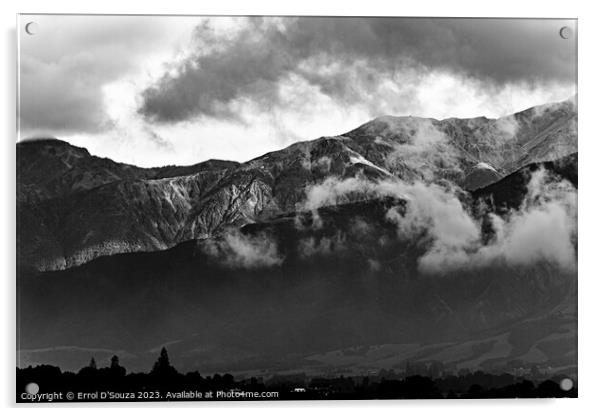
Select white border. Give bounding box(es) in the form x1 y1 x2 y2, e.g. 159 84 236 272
2 1 600 415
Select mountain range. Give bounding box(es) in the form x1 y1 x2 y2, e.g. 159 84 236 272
17 97 576 272
17 97 578 376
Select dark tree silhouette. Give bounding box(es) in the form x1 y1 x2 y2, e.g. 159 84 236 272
151 347 178 378
110 355 119 368
76 356 99 389
77 357 98 376
109 355 126 378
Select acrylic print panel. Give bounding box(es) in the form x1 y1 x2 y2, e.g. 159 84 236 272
16 14 577 402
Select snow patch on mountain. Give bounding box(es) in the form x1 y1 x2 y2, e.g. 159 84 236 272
349 153 392 176
475 162 498 172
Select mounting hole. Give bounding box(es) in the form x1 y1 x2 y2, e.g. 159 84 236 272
559 26 573 40
25 382 39 395
559 378 574 391
25 22 38 35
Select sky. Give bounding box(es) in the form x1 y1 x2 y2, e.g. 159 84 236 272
18 15 577 167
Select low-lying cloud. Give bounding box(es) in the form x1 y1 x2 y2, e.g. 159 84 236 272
464 169 577 273
302 169 577 275
203 230 283 269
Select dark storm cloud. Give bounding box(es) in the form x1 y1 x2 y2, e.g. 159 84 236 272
139 17 576 123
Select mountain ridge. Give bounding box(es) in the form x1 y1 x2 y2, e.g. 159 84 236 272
17 97 577 271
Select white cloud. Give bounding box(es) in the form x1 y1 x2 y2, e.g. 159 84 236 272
203 230 283 269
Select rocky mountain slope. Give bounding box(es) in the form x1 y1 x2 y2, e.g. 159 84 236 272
17 97 577 271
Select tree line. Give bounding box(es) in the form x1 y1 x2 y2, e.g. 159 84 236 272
17 347 576 401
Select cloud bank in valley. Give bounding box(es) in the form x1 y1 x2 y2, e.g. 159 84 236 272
301 169 577 275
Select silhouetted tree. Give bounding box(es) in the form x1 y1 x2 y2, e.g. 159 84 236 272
110 355 119 368
109 355 126 378
150 347 178 379
77 357 99 390
78 357 98 375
